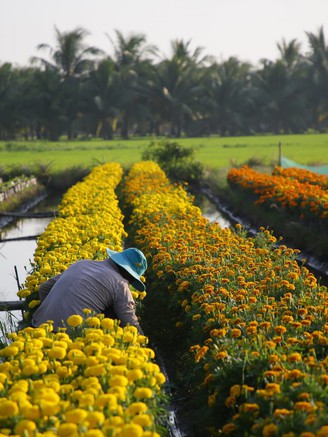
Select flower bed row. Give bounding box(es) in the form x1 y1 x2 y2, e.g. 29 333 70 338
273 166 328 189
122 161 328 435
0 163 166 437
227 165 328 224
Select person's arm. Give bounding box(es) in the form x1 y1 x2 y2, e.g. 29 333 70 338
38 274 62 302
113 282 143 334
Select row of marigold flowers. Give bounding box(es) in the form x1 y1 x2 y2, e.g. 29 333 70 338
122 161 328 436
0 163 167 437
273 167 328 189
227 165 328 224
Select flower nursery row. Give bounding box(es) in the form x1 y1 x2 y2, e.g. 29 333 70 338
227 165 328 224
122 161 328 436
0 162 167 437
273 166 328 189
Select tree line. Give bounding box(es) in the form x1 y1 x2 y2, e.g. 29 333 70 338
1 26 328 141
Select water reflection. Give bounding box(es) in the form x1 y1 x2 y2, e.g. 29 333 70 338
0 195 58 332
198 195 231 228
0 218 52 300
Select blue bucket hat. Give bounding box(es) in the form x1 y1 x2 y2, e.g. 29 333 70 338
106 247 147 291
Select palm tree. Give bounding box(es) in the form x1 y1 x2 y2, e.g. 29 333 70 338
252 57 307 133
81 59 121 139
277 38 303 71
145 39 209 137
32 26 102 79
305 27 328 130
204 57 254 136
31 26 103 139
106 30 157 138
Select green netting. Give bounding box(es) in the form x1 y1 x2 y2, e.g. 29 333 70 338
281 156 328 176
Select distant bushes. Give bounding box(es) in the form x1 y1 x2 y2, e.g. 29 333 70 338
141 139 204 186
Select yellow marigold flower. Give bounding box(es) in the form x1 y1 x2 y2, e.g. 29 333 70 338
126 402 148 415
83 308 92 315
123 331 135 343
65 408 88 424
14 420 36 436
17 288 31 298
106 415 125 427
20 404 40 421
95 394 117 409
156 372 166 385
139 291 147 300
0 400 19 418
86 317 101 327
66 315 83 327
127 369 143 382
300 433 315 437
85 364 106 377
28 299 40 309
109 375 128 388
132 413 153 427
84 343 102 356
134 387 153 399
119 423 143 437
85 431 106 437
101 334 115 346
0 345 19 358
86 411 105 428
57 423 78 436
78 393 95 408
101 318 115 330
137 335 148 345
48 346 66 360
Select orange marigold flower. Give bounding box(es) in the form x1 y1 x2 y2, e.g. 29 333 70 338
287 352 302 363
195 346 209 363
262 423 278 437
221 423 238 434
239 403 260 414
274 325 287 334
231 328 242 338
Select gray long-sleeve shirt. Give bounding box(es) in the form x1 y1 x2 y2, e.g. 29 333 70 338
32 258 142 332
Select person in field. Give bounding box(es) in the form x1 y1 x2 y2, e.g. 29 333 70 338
31 247 147 333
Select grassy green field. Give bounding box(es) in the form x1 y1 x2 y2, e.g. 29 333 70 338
1 133 328 170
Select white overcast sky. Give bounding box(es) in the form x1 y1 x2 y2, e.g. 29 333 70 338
1 0 328 68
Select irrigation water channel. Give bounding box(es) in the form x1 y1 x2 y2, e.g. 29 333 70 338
0 193 327 437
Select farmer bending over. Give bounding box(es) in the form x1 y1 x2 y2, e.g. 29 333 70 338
32 247 147 334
